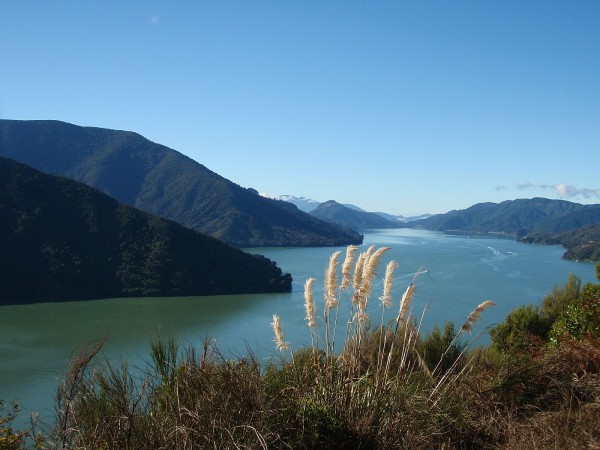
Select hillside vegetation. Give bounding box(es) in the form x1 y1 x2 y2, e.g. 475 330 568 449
0 120 362 247
4 249 599 449
412 198 600 261
413 198 600 236
0 157 291 304
520 223 600 261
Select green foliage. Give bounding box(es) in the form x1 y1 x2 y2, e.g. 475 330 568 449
596 262 600 280
550 282 600 344
418 322 464 374
489 305 549 354
0 400 44 450
539 274 581 323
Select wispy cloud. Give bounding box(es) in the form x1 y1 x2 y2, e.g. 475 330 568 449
517 182 536 190
553 183 600 200
495 185 506 191
516 182 600 200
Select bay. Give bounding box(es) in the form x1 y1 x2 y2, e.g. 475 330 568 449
1 228 596 429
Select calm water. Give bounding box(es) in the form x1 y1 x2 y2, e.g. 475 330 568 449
1 229 596 428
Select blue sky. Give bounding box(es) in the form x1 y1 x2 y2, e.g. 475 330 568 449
2 1 599 216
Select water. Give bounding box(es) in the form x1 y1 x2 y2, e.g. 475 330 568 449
1 229 596 428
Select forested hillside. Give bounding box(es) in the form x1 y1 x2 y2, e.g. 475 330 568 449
0 157 291 304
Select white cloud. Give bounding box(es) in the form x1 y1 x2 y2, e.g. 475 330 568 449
552 184 600 200
514 182 600 201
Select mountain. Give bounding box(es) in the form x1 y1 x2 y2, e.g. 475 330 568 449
310 200 403 231
0 157 292 305
520 223 600 261
528 205 600 234
411 198 598 237
0 120 362 248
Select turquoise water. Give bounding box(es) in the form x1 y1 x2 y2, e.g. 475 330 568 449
1 229 596 428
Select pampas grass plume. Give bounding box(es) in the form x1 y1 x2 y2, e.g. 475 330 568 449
380 260 398 308
341 245 359 290
460 300 496 333
271 314 288 352
304 277 317 328
325 250 342 309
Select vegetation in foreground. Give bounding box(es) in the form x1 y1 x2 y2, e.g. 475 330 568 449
3 251 600 449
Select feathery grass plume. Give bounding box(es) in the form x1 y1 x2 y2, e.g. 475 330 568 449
397 283 416 324
379 261 398 308
352 252 367 304
324 250 342 309
340 245 359 290
460 300 496 334
360 247 390 301
304 277 317 328
271 314 288 352
352 246 387 309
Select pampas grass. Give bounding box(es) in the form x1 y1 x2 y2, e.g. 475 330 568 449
304 277 317 329
461 300 496 334
271 314 288 352
276 246 494 394
379 260 398 309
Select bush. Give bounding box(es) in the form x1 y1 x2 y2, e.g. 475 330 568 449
550 282 600 344
539 274 581 323
489 305 549 354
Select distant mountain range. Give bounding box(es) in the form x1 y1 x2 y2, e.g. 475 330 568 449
0 157 292 304
0 120 362 248
309 200 402 231
411 198 600 236
267 194 431 225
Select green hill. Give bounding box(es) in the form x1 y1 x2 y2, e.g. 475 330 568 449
520 223 600 261
412 198 599 237
0 157 291 305
310 200 402 231
0 120 362 248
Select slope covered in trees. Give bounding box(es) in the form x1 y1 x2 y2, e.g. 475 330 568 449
0 157 291 305
520 223 600 261
412 198 600 237
0 120 362 247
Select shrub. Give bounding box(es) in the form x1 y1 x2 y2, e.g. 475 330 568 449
539 274 581 323
489 305 549 354
550 282 600 344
